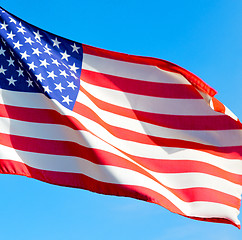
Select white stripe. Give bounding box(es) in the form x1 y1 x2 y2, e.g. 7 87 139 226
0 144 240 225
225 105 238 121
152 172 242 197
186 202 240 225
80 80 220 116
0 89 53 109
1 116 242 175
82 53 191 84
77 90 242 147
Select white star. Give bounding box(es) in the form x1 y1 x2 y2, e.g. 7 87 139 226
0 65 7 75
69 62 79 73
0 46 6 56
28 62 38 71
26 78 34 87
54 82 65 92
47 70 57 80
9 17 17 24
67 81 77 90
24 37 34 45
59 69 69 78
7 57 15 66
62 95 73 105
13 41 23 49
17 25 26 34
71 43 80 53
39 59 50 68
32 47 42 56
20 51 30 60
51 58 61 67
6 31 15 40
33 30 43 41
60 51 70 61
0 21 8 30
35 73 45 82
51 37 61 48
43 44 52 56
43 85 52 94
7 76 17 86
16 67 24 77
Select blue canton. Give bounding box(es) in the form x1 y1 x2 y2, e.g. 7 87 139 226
0 8 83 110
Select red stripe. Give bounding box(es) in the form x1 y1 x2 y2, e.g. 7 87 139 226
0 104 79 130
0 159 239 228
78 85 241 131
188 216 240 229
0 159 184 214
131 158 242 186
167 187 240 209
82 44 217 97
81 69 202 99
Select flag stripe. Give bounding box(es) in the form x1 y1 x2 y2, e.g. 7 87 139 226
136 158 242 185
80 69 202 99
82 53 191 84
79 80 218 116
0 89 54 110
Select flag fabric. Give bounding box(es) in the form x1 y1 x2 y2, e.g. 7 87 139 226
0 7 242 228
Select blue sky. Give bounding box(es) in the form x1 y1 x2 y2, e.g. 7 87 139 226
0 1 241 239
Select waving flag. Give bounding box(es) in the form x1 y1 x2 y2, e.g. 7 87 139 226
0 7 241 228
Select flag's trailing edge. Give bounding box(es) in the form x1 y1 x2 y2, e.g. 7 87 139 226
0 6 241 228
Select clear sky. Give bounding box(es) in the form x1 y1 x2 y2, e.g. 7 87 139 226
0 1 242 239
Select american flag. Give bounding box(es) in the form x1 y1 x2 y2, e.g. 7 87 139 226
0 7 241 228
